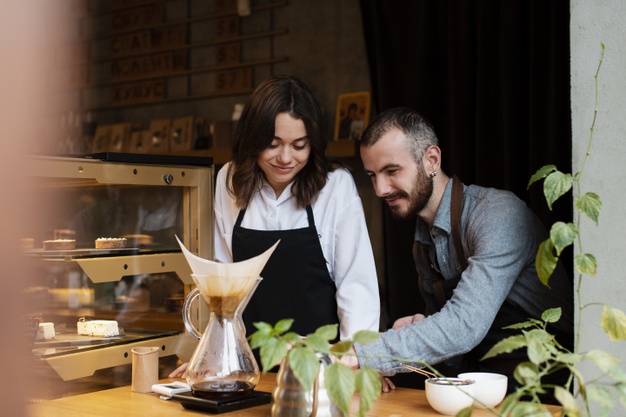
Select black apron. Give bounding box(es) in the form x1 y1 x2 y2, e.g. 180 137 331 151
232 204 339 339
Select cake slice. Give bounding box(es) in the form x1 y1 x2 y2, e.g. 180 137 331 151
36 322 55 341
77 318 119 337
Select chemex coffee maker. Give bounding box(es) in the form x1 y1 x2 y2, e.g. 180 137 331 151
183 273 261 397
174 238 279 412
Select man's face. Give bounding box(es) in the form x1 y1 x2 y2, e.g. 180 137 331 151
361 129 433 220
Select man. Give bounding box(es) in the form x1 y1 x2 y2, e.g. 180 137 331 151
351 107 573 394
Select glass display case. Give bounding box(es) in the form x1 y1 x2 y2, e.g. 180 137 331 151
23 153 213 386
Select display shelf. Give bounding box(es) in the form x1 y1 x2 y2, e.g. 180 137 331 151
25 154 213 383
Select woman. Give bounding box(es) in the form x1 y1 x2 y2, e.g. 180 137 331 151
217 74 379 340
170 75 379 377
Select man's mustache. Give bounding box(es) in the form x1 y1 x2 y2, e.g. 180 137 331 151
383 191 408 200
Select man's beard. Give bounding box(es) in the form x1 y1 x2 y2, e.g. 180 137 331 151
387 166 433 220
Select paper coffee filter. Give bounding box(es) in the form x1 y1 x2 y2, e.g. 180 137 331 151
192 273 254 297
176 235 279 284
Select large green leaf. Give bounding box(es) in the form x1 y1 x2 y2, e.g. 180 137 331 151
527 164 557 189
513 362 539 386
259 337 289 372
555 386 582 417
273 318 294 334
575 192 602 225
550 222 577 255
325 363 355 417
541 307 562 323
252 321 273 333
536 239 558 286
314 324 338 341
354 366 381 417
600 305 626 341
304 333 331 354
288 346 320 391
584 349 621 376
282 331 302 344
505 319 542 330
587 385 614 417
508 402 552 417
248 328 271 350
456 407 473 417
330 340 353 357
481 335 527 360
543 171 573 210
528 337 552 365
574 253 597 277
604 364 626 383
352 330 382 345
556 352 584 365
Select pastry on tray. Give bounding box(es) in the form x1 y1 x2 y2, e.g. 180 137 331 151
43 239 76 251
95 237 128 249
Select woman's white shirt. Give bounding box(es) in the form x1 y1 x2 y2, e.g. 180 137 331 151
214 163 380 339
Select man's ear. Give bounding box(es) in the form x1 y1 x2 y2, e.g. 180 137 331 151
423 145 442 173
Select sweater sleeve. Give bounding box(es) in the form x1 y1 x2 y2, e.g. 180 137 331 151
355 192 538 375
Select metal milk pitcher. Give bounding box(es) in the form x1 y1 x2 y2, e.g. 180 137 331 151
271 353 342 417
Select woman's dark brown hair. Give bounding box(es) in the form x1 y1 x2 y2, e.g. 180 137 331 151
228 75 338 208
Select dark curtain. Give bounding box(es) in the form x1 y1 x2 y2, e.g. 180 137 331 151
359 1 572 330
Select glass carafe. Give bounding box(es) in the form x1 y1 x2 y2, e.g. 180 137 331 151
183 274 261 398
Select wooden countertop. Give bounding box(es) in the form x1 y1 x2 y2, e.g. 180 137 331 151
27 373 559 417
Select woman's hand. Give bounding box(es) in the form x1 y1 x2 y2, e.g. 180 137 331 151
168 362 188 378
392 313 426 330
333 346 395 392
334 345 360 369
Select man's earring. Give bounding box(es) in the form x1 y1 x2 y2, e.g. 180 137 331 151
430 170 437 178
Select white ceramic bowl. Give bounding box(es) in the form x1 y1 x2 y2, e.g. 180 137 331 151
425 377 475 415
458 372 508 409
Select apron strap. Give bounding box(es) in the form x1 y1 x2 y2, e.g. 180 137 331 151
430 175 466 311
450 175 467 270
305 205 315 228
235 205 315 229
235 207 247 227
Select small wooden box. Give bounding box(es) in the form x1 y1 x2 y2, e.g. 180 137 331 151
169 116 195 152
109 123 133 152
91 125 112 153
147 119 171 153
128 130 150 153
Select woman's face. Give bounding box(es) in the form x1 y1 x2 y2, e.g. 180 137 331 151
257 112 311 197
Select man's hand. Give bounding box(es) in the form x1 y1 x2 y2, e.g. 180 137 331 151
392 313 426 330
168 362 188 378
381 375 396 392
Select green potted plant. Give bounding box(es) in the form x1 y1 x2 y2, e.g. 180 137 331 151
481 44 626 417
249 319 382 417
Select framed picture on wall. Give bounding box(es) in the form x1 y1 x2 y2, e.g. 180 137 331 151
334 91 371 141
